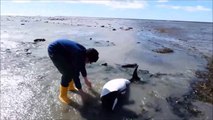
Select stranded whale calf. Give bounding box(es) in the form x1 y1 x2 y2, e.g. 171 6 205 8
100 65 140 111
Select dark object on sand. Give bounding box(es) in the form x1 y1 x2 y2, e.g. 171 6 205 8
34 38 46 43
192 58 213 104
101 63 108 66
5 49 11 53
166 96 201 118
152 47 174 54
121 63 138 68
101 25 105 27
94 41 100 44
89 38 92 40
21 23 25 25
112 28 116 31
26 52 32 55
125 27 133 31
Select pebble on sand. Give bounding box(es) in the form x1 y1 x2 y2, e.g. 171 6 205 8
152 48 174 54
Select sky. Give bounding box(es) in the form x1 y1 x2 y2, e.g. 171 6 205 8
1 0 212 22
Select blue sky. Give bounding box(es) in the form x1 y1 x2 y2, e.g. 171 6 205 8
1 0 212 22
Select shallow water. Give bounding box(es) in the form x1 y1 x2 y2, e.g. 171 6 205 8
1 16 212 120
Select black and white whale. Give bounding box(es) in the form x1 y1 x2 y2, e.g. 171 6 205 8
100 65 140 111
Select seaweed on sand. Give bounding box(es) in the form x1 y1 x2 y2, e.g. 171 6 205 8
152 47 174 54
166 95 202 119
192 58 213 104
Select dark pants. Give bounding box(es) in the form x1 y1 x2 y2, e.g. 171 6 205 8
48 50 73 87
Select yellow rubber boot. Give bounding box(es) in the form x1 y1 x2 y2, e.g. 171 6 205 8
59 85 71 104
68 80 78 92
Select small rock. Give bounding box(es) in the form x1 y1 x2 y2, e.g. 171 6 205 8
89 38 92 40
94 41 100 44
112 28 116 31
152 47 174 54
34 38 46 43
121 63 138 68
24 48 29 52
26 52 32 55
5 49 11 53
125 27 133 31
155 106 162 112
101 63 108 66
111 42 116 46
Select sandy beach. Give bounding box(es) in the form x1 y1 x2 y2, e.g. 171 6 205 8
1 16 212 120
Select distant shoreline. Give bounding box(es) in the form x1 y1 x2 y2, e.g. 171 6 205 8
2 15 212 23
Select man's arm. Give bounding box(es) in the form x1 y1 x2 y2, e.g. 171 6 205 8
79 54 92 88
80 67 92 88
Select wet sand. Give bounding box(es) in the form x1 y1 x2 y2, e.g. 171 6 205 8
1 16 213 120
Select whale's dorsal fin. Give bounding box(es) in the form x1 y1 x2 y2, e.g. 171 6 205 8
130 65 140 82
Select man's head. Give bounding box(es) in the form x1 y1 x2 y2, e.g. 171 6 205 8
86 48 99 63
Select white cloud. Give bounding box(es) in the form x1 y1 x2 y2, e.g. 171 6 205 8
64 0 147 9
11 0 31 3
10 0 147 9
105 1 147 9
157 0 168 3
158 4 211 12
64 1 110 5
1 12 25 16
185 5 211 12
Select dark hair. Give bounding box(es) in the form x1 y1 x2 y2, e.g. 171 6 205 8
86 48 99 63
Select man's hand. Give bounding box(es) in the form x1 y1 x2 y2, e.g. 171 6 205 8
84 77 92 88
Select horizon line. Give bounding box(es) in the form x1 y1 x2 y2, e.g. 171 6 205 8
1 15 212 23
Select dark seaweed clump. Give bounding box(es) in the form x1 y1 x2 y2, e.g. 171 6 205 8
34 38 46 43
192 58 213 104
166 95 202 119
152 47 174 54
